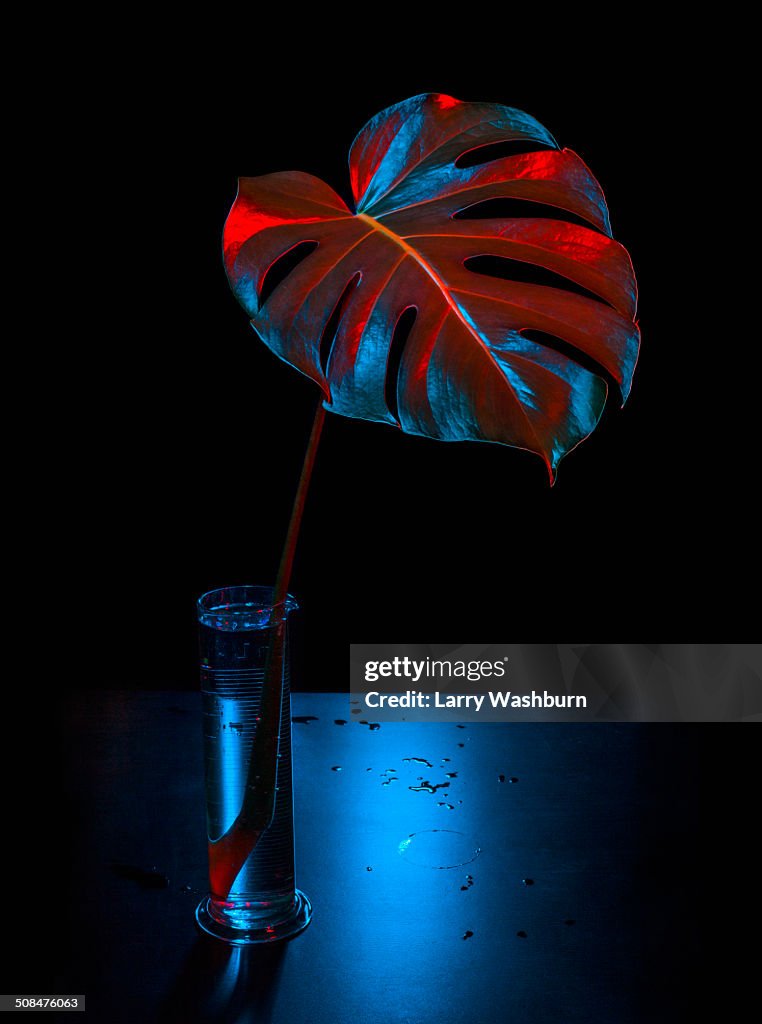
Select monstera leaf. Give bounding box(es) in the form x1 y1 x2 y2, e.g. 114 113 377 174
224 93 639 480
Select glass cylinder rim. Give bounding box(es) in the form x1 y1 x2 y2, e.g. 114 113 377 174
197 584 298 624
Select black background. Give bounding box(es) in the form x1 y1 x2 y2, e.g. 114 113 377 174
8 23 754 1015
53 39 747 692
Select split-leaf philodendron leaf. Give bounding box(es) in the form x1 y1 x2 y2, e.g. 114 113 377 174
224 93 639 480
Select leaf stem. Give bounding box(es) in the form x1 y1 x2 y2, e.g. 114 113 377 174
207 399 327 900
272 399 327 610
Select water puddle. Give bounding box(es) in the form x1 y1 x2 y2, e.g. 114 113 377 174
403 757 433 767
398 830 481 869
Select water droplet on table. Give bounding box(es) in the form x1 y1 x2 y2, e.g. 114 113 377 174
334 719 347 726
331 765 343 772
403 757 433 767
522 878 534 886
462 930 474 940
517 931 527 939
498 774 505 783
292 716 319 725
409 780 450 794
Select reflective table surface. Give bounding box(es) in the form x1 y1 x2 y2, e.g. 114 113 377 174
49 693 699 1023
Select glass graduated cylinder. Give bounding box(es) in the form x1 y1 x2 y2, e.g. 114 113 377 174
196 586 310 943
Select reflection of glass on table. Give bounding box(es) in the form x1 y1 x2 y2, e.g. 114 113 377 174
195 585 311 944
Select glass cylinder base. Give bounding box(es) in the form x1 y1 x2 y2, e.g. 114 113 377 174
195 889 312 945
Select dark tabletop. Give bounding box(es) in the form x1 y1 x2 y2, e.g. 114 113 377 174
44 693 699 1023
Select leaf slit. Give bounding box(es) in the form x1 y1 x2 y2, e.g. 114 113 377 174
520 329 621 401
464 254 616 308
455 138 554 169
320 273 361 375
259 240 318 307
385 306 418 424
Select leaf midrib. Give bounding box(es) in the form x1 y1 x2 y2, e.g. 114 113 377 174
357 212 544 451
